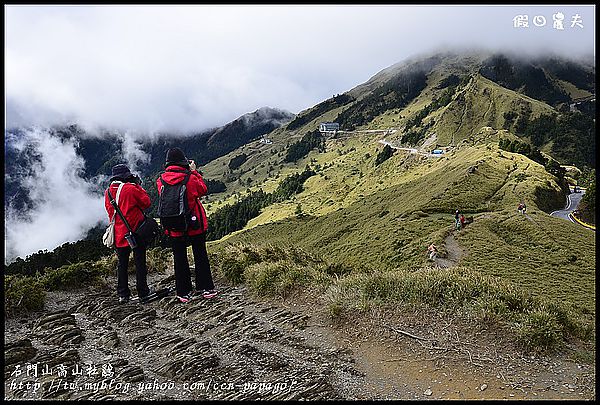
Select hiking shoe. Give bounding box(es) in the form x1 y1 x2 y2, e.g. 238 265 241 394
176 294 192 303
118 296 130 304
137 287 156 304
201 290 218 299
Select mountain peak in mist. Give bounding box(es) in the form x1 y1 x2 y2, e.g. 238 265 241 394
239 106 295 126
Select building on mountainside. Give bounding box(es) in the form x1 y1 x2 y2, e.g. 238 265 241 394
319 122 340 133
259 135 273 144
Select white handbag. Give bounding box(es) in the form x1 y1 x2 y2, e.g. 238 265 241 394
102 183 125 248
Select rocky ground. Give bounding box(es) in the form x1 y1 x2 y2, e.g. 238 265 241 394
4 270 596 400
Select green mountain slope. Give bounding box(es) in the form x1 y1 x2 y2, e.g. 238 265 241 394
200 52 594 319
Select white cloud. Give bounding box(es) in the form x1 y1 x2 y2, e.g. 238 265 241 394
6 5 594 134
4 128 107 262
120 132 151 172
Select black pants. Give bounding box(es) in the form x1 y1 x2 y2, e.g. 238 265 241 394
171 233 214 296
115 243 149 298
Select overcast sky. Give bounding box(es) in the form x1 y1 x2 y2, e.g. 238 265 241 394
5 4 595 134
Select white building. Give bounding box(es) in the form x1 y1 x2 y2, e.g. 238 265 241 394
259 135 273 144
319 122 340 132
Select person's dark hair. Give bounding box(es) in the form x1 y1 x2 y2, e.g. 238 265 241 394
165 147 189 168
110 164 133 181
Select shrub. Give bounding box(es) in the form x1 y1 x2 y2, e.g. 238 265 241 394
375 145 394 166
229 154 248 170
321 262 355 277
146 247 171 274
4 275 46 317
514 308 564 353
39 261 109 290
218 255 248 284
205 179 227 194
327 299 344 320
245 261 328 297
213 243 333 290
284 130 325 163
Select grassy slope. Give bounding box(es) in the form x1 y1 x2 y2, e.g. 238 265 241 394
202 68 557 211
359 63 558 149
200 58 594 317
208 135 594 314
554 78 594 101
431 74 555 146
456 212 595 313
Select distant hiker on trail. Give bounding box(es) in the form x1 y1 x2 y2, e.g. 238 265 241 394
104 164 153 304
518 202 527 214
454 210 461 230
157 147 217 303
427 243 438 260
459 214 466 230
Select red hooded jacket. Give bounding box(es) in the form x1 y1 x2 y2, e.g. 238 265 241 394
156 166 209 237
105 182 151 248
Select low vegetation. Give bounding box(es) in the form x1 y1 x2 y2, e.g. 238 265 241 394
326 266 592 353
211 243 594 354
374 144 395 166
205 134 593 355
211 243 360 295
403 79 460 131
284 130 325 163
456 213 595 313
7 52 595 361
4 275 46 317
206 166 316 240
335 70 428 130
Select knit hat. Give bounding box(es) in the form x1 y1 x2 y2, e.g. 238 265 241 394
110 164 133 181
165 147 189 167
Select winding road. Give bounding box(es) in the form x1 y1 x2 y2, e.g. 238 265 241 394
550 188 585 222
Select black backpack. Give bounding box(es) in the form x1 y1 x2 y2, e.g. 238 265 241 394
157 171 193 232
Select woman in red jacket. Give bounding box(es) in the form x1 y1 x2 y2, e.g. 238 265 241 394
157 148 217 303
105 164 152 303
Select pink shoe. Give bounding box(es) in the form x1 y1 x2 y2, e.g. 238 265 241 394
177 294 191 303
202 290 218 299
